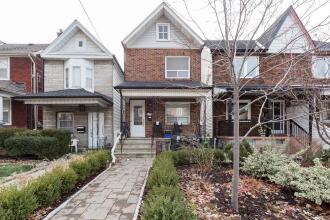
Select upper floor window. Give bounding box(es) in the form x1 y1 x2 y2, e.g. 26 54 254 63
313 56 330 78
233 56 259 78
0 58 10 80
64 59 94 92
165 56 190 79
156 23 170 41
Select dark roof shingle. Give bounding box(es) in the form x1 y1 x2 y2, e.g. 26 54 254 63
0 81 26 94
0 43 49 55
115 81 211 89
205 40 259 51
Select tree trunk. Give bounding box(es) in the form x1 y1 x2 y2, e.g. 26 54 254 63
231 88 240 211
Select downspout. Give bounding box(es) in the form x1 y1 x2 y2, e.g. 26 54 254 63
119 90 123 154
28 53 37 129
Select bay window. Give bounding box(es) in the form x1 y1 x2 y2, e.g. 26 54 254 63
57 112 74 132
165 102 190 125
64 59 94 91
165 56 190 79
0 58 9 80
313 56 330 78
233 56 259 78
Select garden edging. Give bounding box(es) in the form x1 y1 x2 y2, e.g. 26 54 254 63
133 167 150 220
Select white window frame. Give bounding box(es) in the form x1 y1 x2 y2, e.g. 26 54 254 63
57 112 74 132
64 59 94 92
156 23 170 41
2 98 11 125
0 57 10 80
226 99 251 121
233 56 259 78
165 102 190 125
76 38 85 49
165 56 190 79
312 56 330 78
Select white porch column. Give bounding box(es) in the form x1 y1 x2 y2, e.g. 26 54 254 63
205 90 213 137
0 97 3 125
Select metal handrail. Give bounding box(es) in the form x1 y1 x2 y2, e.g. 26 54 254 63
111 131 122 164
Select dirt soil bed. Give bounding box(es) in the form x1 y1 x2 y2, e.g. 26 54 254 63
178 165 330 220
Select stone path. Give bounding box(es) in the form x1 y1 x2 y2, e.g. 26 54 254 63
48 158 153 220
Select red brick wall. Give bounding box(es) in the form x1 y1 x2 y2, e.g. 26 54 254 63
11 101 27 128
10 57 32 92
124 48 201 81
126 98 200 138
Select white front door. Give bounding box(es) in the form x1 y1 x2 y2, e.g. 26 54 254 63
130 100 145 137
88 112 104 148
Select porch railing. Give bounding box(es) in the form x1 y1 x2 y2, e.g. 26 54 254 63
111 131 122 164
289 119 310 147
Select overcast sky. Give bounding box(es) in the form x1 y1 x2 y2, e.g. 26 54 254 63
0 0 329 66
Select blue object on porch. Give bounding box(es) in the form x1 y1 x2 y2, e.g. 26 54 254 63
164 130 172 139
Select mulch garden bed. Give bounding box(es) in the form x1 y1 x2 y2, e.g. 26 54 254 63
178 165 330 220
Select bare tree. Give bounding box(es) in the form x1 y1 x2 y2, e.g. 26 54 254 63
175 0 330 211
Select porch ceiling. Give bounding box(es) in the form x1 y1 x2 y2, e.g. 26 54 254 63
121 88 210 97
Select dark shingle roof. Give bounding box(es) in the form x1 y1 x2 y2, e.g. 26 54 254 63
14 89 113 103
257 7 292 49
0 81 26 94
115 81 211 89
0 43 49 55
314 41 330 51
205 40 259 51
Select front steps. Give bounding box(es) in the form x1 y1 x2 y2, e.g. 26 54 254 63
114 138 156 158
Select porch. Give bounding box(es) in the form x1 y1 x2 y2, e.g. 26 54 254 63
115 81 213 139
14 89 114 149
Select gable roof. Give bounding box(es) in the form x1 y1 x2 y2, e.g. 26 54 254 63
314 41 330 51
257 5 314 49
41 20 113 59
0 43 48 55
122 2 204 47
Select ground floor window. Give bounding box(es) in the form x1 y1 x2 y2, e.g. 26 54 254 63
226 100 251 121
57 112 74 132
1 98 11 125
165 102 190 125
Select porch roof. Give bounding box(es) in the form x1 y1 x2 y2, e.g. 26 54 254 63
0 81 26 96
14 89 113 107
115 81 211 90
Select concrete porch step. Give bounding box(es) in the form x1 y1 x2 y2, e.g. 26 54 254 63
119 153 155 158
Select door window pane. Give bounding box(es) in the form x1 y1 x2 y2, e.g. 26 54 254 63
2 99 10 124
133 106 143 125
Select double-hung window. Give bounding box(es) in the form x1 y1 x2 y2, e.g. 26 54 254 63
226 100 251 121
1 98 11 125
165 56 190 79
156 23 170 41
313 56 330 78
64 59 94 91
0 58 9 80
233 56 259 78
165 102 190 125
57 112 74 132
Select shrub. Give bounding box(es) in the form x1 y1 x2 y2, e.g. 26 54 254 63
142 186 196 220
170 150 192 166
191 148 215 173
52 167 78 194
242 146 289 178
214 149 225 164
224 140 253 162
4 135 59 159
30 171 62 206
15 130 42 137
0 128 27 148
70 159 92 181
0 186 37 220
40 129 71 157
147 157 179 188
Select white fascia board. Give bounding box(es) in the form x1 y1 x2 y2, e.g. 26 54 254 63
42 20 113 58
121 89 209 97
122 2 204 47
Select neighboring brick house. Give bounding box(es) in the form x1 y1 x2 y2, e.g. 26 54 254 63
115 2 213 139
207 6 330 149
16 20 124 149
0 42 47 128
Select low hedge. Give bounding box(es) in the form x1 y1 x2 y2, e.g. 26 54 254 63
0 150 110 220
142 152 196 220
0 128 27 148
3 128 71 160
4 136 59 160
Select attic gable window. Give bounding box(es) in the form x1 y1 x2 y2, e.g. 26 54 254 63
313 56 330 78
156 23 170 41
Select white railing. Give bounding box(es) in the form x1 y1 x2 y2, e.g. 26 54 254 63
111 131 122 164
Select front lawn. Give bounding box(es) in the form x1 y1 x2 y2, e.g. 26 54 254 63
0 164 33 178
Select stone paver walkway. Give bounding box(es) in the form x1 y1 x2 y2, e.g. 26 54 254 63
49 158 153 220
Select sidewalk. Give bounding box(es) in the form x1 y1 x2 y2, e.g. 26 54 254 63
48 158 153 220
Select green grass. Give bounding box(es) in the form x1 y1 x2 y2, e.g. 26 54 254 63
0 164 33 178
